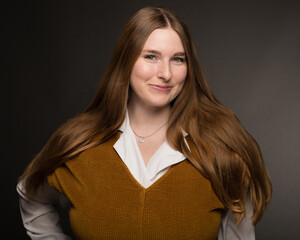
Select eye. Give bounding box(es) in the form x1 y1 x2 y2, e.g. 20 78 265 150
144 55 157 61
172 57 185 63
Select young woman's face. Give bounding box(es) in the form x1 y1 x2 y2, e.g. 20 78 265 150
129 28 187 109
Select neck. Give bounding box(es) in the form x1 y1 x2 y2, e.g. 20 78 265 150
127 101 170 134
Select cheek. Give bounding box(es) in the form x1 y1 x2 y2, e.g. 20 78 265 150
174 66 187 85
131 60 154 82
176 81 185 96
172 67 187 97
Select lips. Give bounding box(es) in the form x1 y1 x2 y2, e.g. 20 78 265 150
149 84 172 92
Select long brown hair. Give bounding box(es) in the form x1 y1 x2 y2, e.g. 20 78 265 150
19 6 271 224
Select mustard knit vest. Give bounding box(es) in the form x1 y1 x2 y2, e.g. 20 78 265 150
48 133 225 240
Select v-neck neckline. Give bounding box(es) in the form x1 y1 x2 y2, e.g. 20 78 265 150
114 112 187 189
112 145 182 191
114 129 187 187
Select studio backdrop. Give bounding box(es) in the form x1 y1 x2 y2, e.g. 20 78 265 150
4 0 299 239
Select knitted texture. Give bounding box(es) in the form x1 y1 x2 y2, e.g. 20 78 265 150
48 133 224 240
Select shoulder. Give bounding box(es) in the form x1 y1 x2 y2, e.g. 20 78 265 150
47 132 120 194
67 132 121 167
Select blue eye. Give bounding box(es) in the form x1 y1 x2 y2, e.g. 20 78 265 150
144 55 156 60
172 57 185 63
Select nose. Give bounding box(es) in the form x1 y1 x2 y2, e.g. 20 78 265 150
157 61 172 81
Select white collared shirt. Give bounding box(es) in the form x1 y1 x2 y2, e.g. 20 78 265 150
17 112 255 239
114 110 186 189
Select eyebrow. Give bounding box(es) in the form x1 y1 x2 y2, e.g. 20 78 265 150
142 49 186 57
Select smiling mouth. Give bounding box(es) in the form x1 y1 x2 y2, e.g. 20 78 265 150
149 84 172 92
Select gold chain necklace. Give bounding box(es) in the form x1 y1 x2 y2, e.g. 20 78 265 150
131 122 167 143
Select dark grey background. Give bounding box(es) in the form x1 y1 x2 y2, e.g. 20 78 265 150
4 0 299 239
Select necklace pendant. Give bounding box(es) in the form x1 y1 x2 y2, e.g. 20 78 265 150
139 138 145 143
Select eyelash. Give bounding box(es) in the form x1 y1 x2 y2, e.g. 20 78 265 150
144 55 185 63
172 57 185 63
144 55 157 60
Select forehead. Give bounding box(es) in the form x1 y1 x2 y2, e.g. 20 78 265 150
142 28 185 53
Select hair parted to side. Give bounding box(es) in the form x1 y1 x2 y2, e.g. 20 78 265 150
19 6 271 225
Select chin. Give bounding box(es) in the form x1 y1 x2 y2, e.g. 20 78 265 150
147 99 172 108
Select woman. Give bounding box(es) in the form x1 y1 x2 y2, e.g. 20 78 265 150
17 6 272 239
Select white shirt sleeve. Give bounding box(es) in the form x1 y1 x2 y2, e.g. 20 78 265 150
17 179 72 240
218 196 255 240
